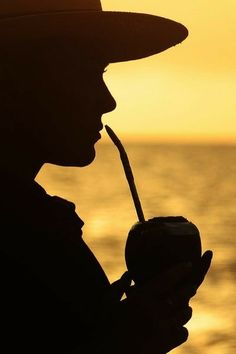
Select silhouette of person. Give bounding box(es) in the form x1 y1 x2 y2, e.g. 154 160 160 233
0 1 213 354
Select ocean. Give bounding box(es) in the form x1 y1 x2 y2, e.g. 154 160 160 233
36 142 236 354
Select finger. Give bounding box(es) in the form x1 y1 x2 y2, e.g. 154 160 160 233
175 306 192 326
157 323 189 353
109 271 132 302
169 251 213 302
167 326 189 351
161 295 192 323
171 283 198 307
139 326 188 354
201 250 213 278
195 250 213 287
144 262 193 296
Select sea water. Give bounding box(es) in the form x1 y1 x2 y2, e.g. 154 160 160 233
37 142 236 354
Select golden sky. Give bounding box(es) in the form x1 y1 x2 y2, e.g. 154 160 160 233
102 0 236 143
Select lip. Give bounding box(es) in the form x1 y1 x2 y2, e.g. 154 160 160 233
83 124 103 141
94 125 103 140
92 131 101 142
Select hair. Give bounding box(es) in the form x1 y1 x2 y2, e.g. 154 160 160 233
0 39 67 118
0 44 37 115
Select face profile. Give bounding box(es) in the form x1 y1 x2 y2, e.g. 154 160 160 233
0 0 188 178
32 51 116 167
1 44 116 170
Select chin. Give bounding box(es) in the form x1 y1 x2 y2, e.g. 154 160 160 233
50 145 96 167
75 149 96 167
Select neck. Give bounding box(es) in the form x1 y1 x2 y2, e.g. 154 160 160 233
0 143 43 183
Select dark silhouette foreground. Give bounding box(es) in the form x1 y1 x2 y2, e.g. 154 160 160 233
0 1 212 353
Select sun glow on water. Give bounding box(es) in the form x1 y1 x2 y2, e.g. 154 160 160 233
37 143 236 354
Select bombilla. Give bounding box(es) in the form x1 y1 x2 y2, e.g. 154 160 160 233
105 125 145 223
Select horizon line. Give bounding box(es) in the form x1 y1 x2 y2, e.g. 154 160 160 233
101 133 236 145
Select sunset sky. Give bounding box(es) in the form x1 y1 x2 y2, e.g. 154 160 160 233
101 0 236 143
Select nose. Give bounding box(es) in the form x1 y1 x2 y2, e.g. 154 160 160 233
100 81 117 114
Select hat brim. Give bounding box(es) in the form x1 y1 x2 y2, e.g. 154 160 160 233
0 11 188 62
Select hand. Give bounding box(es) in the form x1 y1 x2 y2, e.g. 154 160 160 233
193 250 213 288
164 250 213 307
107 263 193 354
108 250 213 354
109 250 213 302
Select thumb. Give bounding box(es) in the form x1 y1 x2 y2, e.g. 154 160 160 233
195 250 213 287
110 271 132 302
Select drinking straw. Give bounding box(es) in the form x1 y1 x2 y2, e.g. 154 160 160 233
105 125 145 222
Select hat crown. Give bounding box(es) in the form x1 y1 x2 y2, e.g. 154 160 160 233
0 0 102 18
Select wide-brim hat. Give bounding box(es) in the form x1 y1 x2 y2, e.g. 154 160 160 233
0 0 188 62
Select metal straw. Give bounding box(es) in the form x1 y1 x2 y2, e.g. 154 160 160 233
105 125 145 222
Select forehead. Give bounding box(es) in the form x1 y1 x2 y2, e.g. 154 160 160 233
3 39 109 74
46 54 109 78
